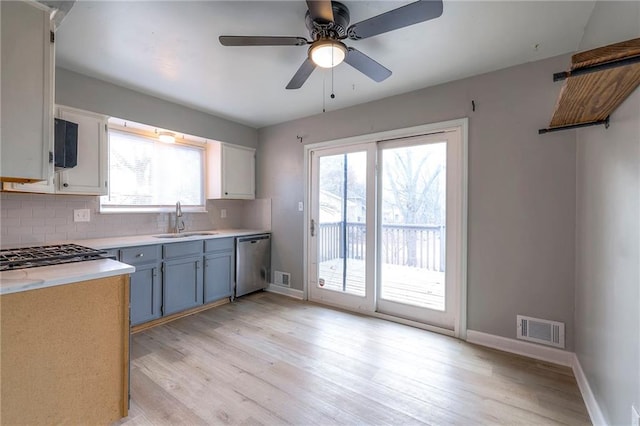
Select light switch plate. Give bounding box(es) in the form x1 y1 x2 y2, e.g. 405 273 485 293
73 209 90 222
220 209 227 219
298 201 304 212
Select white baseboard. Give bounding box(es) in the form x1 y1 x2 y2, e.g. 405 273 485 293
466 329 573 367
266 283 304 299
465 330 607 425
571 353 608 426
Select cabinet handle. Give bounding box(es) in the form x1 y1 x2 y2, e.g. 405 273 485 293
136 253 144 258
63 183 69 188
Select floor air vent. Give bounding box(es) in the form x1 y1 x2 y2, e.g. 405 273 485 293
274 271 291 287
517 315 565 348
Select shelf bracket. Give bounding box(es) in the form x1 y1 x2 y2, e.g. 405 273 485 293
553 54 640 82
538 116 610 134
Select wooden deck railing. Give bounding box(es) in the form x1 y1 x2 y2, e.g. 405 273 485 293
318 222 445 271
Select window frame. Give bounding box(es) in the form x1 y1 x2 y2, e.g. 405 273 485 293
100 123 208 214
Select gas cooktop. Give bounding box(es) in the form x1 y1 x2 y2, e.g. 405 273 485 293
0 244 113 272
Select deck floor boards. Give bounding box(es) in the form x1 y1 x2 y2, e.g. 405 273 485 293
319 258 445 310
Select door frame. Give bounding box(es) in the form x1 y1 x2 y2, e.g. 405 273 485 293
303 118 468 339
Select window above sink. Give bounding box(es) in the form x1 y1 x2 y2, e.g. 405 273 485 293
100 118 210 214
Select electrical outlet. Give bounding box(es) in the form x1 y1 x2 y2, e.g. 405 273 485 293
73 209 90 222
298 201 304 211
220 209 227 219
632 405 639 426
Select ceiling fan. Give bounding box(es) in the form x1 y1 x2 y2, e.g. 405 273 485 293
219 0 443 89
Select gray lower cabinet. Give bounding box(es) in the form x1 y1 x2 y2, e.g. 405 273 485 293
204 238 235 303
111 237 235 326
162 241 204 316
119 245 162 326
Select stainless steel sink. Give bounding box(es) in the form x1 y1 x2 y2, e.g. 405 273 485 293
153 231 218 239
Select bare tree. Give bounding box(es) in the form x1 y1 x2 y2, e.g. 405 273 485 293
383 147 444 266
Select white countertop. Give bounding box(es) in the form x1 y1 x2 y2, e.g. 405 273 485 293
0 229 269 295
0 259 135 295
72 229 269 250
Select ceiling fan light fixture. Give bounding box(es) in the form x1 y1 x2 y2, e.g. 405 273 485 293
309 40 347 68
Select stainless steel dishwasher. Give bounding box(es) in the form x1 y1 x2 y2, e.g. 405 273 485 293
235 234 271 297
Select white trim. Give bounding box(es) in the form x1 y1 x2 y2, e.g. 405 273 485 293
303 118 469 337
572 353 608 426
266 284 304 300
372 312 455 337
304 119 469 151
457 119 469 340
465 330 606 426
466 329 573 367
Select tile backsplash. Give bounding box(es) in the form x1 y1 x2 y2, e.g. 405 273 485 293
0 193 271 247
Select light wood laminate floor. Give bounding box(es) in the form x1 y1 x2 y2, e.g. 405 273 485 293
117 292 590 425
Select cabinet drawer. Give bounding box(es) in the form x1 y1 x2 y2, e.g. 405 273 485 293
204 237 234 253
163 241 202 259
120 245 161 265
103 248 119 259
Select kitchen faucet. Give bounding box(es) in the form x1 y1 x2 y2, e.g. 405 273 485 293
174 201 185 233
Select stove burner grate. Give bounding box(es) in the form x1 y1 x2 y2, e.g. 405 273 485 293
0 244 112 271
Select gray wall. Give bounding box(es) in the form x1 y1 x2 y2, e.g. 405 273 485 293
56 67 258 148
574 2 640 425
0 68 262 248
257 54 578 348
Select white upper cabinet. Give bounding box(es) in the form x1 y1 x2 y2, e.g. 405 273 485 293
207 142 255 200
0 1 54 182
56 106 108 195
3 106 108 195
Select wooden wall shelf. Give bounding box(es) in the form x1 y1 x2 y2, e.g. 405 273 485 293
539 38 640 134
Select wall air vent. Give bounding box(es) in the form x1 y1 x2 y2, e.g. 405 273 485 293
517 315 565 348
273 271 291 287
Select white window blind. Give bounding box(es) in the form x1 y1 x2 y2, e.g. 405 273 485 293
101 130 205 212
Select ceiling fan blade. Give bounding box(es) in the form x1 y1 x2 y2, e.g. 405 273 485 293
344 47 392 82
219 36 308 47
306 0 334 24
347 0 443 40
286 58 316 89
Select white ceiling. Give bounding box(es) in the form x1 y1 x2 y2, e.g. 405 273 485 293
55 1 596 128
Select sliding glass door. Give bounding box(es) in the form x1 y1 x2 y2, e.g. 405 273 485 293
307 143 376 311
377 133 457 329
307 122 465 332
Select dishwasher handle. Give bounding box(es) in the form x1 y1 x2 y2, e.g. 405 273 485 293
237 234 270 244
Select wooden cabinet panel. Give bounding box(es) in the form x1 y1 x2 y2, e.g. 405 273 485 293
0 275 129 424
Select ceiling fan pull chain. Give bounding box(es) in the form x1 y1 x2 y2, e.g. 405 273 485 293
331 64 336 99
323 76 326 113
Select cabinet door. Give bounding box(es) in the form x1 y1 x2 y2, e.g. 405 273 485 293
162 256 203 316
222 144 255 199
130 264 162 325
204 251 234 303
0 1 54 182
56 106 108 195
